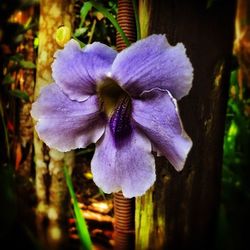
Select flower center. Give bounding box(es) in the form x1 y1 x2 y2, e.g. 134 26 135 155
97 78 129 115
97 78 132 144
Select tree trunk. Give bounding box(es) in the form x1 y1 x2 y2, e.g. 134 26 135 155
136 1 236 249
34 0 75 249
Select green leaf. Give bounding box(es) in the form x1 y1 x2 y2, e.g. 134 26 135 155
89 0 131 47
9 90 29 102
15 34 25 44
10 53 24 62
34 37 39 49
3 74 15 85
19 60 36 69
64 166 92 250
230 70 238 85
228 121 238 138
23 17 32 30
79 2 93 29
74 27 88 37
80 2 93 21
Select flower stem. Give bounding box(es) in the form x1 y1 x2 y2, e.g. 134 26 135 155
88 18 96 44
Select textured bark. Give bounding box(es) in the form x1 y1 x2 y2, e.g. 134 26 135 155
34 0 75 249
136 1 236 249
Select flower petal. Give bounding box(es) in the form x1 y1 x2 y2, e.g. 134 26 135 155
52 39 117 102
91 126 155 198
31 83 105 151
132 89 192 171
111 34 193 100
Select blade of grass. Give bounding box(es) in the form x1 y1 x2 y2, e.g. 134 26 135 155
89 0 131 47
64 166 92 250
88 19 97 44
132 0 141 40
79 2 93 28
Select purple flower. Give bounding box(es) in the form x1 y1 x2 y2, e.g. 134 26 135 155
31 34 193 198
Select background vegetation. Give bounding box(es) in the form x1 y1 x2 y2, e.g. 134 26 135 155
0 0 249 249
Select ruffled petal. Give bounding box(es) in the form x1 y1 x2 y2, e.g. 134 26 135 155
52 39 117 102
31 83 105 151
132 89 192 171
111 34 193 100
91 126 155 198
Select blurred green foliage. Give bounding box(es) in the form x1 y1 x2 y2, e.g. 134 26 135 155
217 68 250 249
74 0 117 47
0 1 38 248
